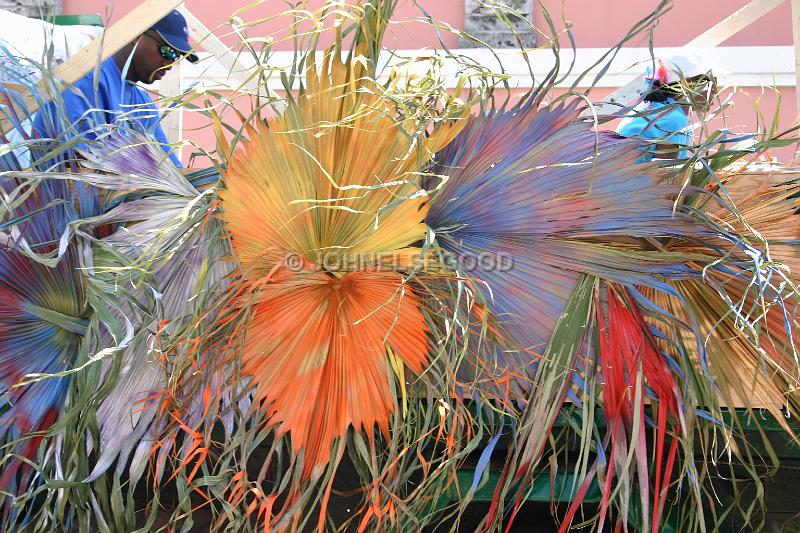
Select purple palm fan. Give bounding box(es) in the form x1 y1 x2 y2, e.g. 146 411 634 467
68 129 234 485
85 217 235 486
425 101 707 379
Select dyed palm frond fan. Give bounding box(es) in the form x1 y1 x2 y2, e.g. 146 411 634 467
0 179 89 494
0 0 798 531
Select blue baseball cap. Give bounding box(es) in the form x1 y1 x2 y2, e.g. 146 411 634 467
150 10 198 63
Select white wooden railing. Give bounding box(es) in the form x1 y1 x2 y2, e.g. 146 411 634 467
3 0 799 152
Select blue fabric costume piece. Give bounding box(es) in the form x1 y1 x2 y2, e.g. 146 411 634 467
616 98 691 162
33 58 181 167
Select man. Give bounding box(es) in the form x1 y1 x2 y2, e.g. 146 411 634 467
615 51 717 162
33 10 198 167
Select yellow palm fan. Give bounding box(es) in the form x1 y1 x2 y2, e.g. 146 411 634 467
220 47 463 278
705 181 800 273
642 275 800 434
642 182 800 431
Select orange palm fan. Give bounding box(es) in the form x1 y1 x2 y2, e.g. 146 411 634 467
219 48 461 479
241 268 427 479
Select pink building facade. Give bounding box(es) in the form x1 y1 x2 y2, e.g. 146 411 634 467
60 0 799 165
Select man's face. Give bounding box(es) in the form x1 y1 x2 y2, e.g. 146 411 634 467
130 32 179 84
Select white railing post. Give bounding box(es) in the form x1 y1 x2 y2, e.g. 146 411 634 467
159 60 184 157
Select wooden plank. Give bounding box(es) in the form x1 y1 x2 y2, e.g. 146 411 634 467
589 76 643 115
0 0 183 134
594 0 786 115
687 0 786 48
717 161 794 198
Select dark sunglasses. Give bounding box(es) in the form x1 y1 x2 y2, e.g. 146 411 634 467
146 32 181 61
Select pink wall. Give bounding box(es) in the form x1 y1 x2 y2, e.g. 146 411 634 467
60 1 799 165
61 0 464 49
178 85 798 168
537 0 793 47
61 0 794 48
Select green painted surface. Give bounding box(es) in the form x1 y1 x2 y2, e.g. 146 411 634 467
452 469 602 503
34 14 105 27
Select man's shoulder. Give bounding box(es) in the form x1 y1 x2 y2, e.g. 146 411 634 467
70 58 121 95
74 58 113 80
81 59 154 107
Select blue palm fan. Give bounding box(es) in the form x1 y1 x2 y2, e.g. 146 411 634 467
425 101 705 383
0 178 90 492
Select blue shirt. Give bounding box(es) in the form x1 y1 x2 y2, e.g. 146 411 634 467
33 58 181 167
615 98 691 162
